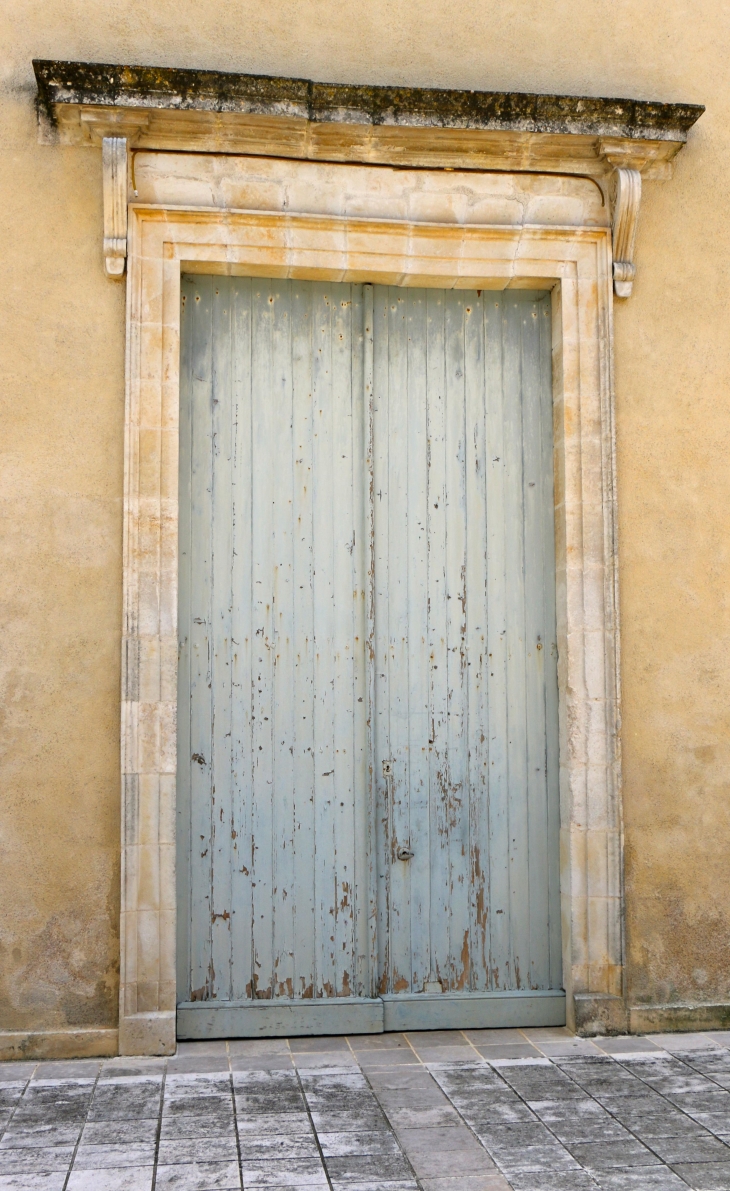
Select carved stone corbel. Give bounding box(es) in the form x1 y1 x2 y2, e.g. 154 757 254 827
609 167 642 298
598 138 644 299
102 136 128 278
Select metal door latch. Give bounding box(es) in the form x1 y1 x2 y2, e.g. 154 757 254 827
383 760 413 861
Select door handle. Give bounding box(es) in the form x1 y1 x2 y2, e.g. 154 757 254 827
383 761 413 862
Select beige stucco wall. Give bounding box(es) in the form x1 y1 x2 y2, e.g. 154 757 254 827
1 0 727 1044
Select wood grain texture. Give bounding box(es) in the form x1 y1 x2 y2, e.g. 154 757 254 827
372 288 561 997
178 278 561 1027
179 277 368 1006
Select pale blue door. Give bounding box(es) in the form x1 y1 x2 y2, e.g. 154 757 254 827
371 288 562 1031
177 276 563 1037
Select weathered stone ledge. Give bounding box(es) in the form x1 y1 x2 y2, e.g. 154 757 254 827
629 1002 730 1034
34 60 703 142
0 1028 119 1061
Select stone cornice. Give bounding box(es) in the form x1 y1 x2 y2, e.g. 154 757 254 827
34 60 703 142
34 61 703 187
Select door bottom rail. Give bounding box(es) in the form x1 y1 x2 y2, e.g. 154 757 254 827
177 989 566 1039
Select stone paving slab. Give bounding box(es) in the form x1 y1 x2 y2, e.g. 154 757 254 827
1 1030 730 1188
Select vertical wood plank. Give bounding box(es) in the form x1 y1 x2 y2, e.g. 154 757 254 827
444 290 470 991
230 277 254 1002
359 284 376 997
406 290 430 994
312 283 337 997
331 285 356 996
539 295 562 991
188 275 214 1000
426 288 450 992
250 280 275 999
271 282 296 998
386 288 411 993
521 295 550 989
484 294 511 991
464 290 490 992
210 280 234 1000
373 285 391 994
291 281 317 999
176 275 194 998
348 284 371 997
503 294 530 990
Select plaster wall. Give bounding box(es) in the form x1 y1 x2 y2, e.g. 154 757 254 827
0 0 728 1046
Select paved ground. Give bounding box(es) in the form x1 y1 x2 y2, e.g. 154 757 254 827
2 1028 730 1190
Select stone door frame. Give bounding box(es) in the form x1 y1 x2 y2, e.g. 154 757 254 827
119 150 623 1054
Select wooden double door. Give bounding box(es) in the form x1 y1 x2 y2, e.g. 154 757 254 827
176 275 563 1037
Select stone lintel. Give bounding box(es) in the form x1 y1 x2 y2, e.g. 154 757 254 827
33 60 703 184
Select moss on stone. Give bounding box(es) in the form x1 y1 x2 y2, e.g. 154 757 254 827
33 60 704 141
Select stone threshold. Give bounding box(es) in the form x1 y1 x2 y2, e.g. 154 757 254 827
4 1007 730 1060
